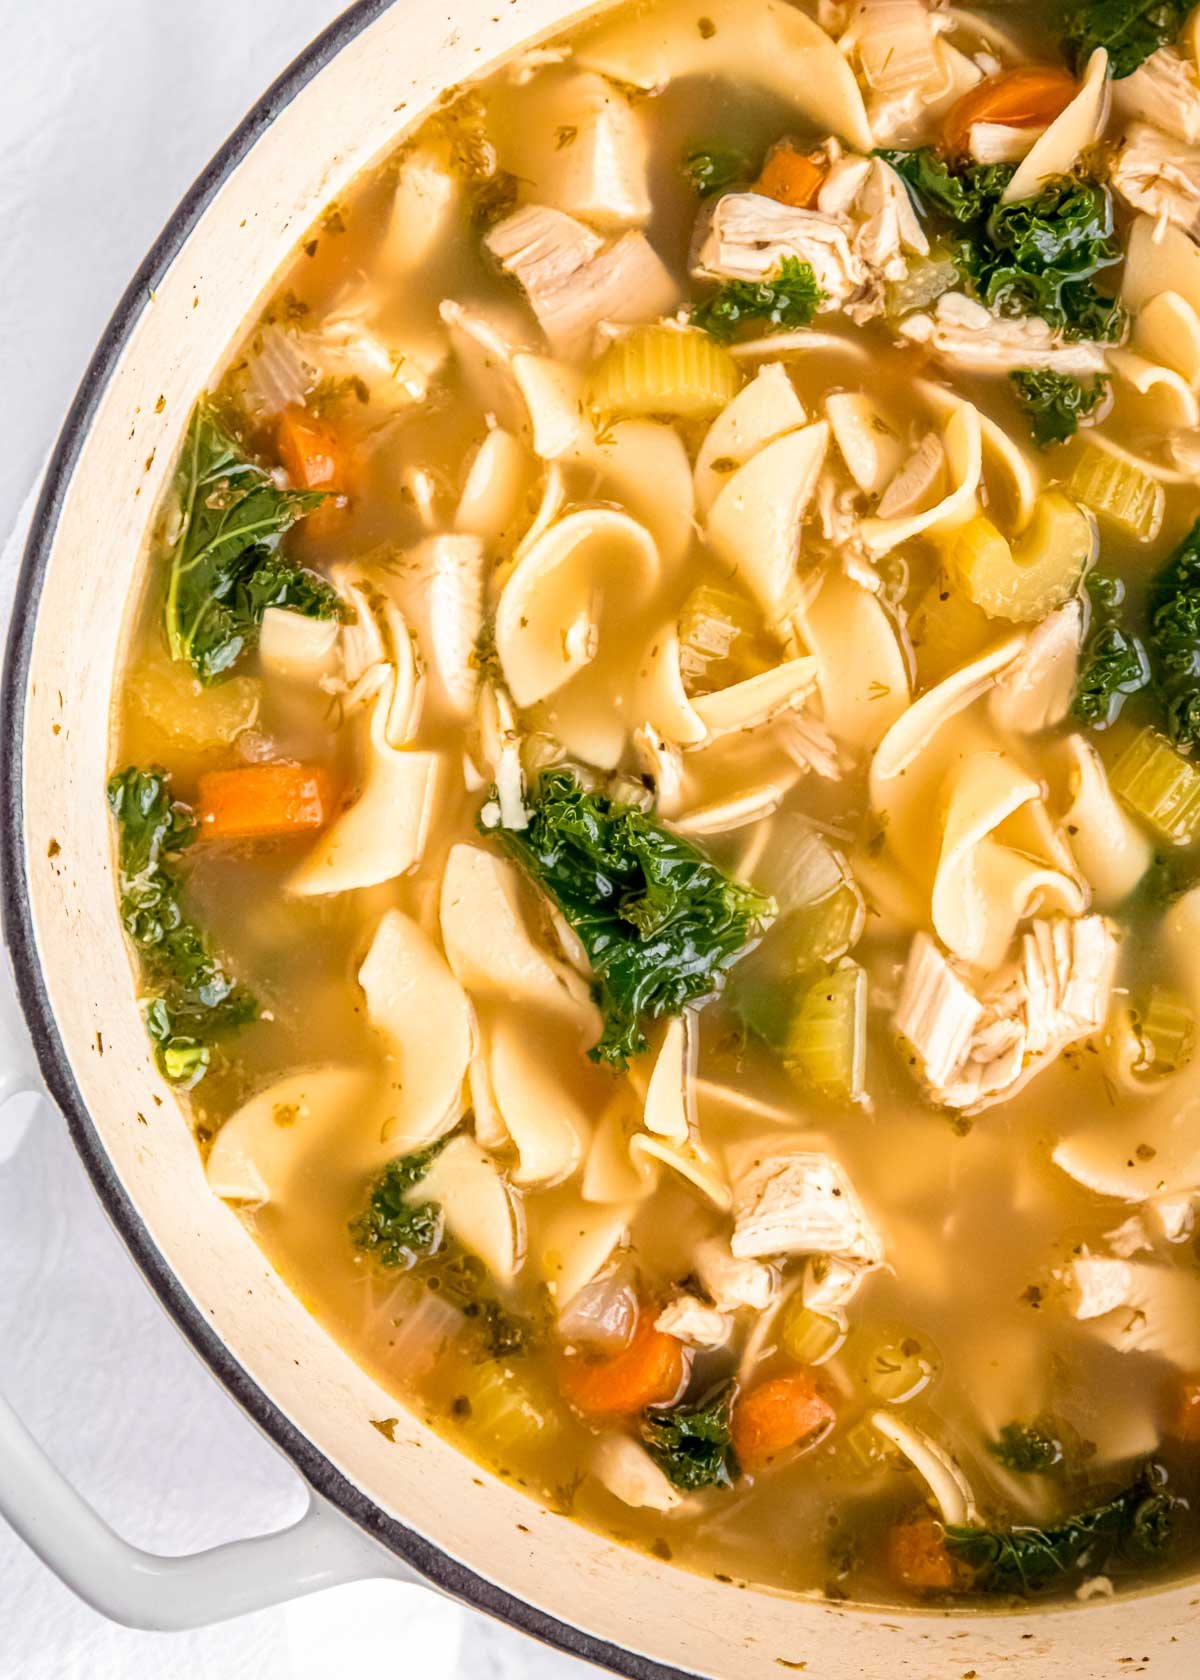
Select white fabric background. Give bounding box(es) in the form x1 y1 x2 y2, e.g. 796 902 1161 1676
0 3 587 1675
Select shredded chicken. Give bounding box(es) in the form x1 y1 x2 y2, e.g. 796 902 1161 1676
731 1151 885 1265
693 1236 776 1313
1065 1254 1135 1320
655 1294 733 1348
802 1253 870 1314
775 710 844 780
695 192 874 311
876 432 946 520
846 156 929 278
1111 122 1200 238
1115 47 1200 146
486 204 678 358
1105 1214 1152 1260
988 601 1083 736
894 916 1119 1112
899 292 1109 375
592 1434 682 1513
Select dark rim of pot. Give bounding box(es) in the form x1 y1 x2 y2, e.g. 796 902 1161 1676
0 5 695 1674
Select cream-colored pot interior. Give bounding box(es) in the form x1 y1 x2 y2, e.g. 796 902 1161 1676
13 1 1200 1673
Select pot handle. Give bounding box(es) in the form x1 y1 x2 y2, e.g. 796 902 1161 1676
0 1378 418 1628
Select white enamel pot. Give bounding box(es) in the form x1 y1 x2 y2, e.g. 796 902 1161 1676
1 2 1197 1672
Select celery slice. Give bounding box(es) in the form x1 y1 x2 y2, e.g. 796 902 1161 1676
588 324 740 420
677 582 773 694
784 961 868 1102
946 491 1094 622
862 1332 937 1404
835 1417 889 1478
780 1301 845 1364
1110 725 1200 844
1133 988 1195 1075
908 574 994 685
1067 444 1164 543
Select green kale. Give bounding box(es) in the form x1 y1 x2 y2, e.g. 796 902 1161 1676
883 150 1124 341
163 403 342 685
1073 573 1151 728
878 148 1014 222
1009 369 1109 449
349 1139 450 1269
944 1463 1182 1593
107 766 258 1084
986 1421 1065 1474
1061 0 1187 77
1148 517 1200 748
641 1381 739 1490
683 144 750 197
484 769 773 1066
691 256 825 343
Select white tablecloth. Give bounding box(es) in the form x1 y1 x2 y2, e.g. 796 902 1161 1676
0 4 586 1674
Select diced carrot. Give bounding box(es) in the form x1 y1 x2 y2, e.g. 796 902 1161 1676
1168 1374 1200 1441
196 763 335 842
941 67 1078 156
276 405 350 494
730 1370 835 1470
887 1514 972 1594
754 143 826 209
559 1310 689 1417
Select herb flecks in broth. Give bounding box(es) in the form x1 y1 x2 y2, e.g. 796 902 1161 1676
109 0 1200 1611
484 769 773 1067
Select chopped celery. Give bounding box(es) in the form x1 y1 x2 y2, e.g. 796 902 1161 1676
785 886 866 969
780 1300 846 1364
835 1417 889 1479
907 575 994 685
731 887 864 1043
862 1332 938 1404
784 961 868 1102
677 583 774 694
1067 444 1164 544
1133 988 1196 1075
1110 726 1200 844
463 1362 558 1455
946 492 1094 622
588 325 739 420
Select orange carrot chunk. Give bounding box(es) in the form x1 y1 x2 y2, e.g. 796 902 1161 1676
887 1514 972 1594
559 1311 688 1417
196 763 334 842
730 1370 835 1470
276 405 350 494
1168 1374 1200 1441
754 143 826 209
941 66 1077 156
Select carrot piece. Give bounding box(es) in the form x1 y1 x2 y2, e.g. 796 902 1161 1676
196 763 334 842
887 1514 972 1594
559 1311 688 1417
754 143 826 209
276 405 349 494
941 67 1077 156
1168 1374 1200 1441
730 1371 835 1470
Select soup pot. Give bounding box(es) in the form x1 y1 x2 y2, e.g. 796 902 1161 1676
1 1 1197 1672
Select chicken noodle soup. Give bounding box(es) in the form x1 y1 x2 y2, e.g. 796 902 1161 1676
111 0 1200 1606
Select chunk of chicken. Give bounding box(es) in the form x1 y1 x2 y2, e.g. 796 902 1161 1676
1065 1254 1135 1320
803 1253 871 1314
876 432 947 520
592 1434 682 1513
844 156 930 279
1115 47 1200 146
1111 122 1200 238
486 204 678 359
655 1294 733 1348
988 601 1083 736
694 193 876 317
731 1151 885 1265
899 292 1109 376
894 916 1119 1112
693 1236 776 1313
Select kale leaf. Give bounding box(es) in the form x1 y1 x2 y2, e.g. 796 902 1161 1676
1073 573 1151 728
1148 516 1200 748
1061 0 1187 78
1010 369 1109 449
683 144 750 197
350 1139 450 1269
107 766 257 1084
641 1381 739 1490
944 1463 1182 1593
883 151 1124 341
163 403 341 685
484 769 773 1067
691 256 825 343
986 1421 1066 1474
